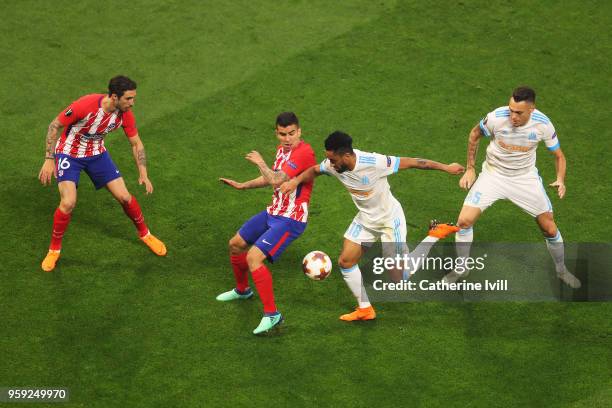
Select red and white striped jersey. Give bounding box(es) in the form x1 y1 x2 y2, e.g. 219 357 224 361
55 94 138 158
266 141 316 222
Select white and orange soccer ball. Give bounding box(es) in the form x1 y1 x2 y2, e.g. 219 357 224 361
302 251 332 281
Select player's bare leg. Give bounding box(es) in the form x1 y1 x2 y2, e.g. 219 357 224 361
106 178 166 256
42 181 77 272
246 246 283 334
229 233 248 255
536 212 580 288
441 205 481 283
217 233 254 302
338 239 375 321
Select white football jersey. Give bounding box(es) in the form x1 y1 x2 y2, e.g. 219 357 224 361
479 107 560 176
320 149 401 227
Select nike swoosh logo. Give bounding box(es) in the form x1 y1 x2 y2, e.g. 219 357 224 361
262 239 271 245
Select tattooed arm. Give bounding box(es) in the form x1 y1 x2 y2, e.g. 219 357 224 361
128 134 154 194
219 176 269 190
398 157 464 174
459 124 483 190
245 150 289 188
38 118 64 185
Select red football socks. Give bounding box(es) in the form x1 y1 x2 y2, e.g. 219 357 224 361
49 208 72 251
122 196 149 238
251 265 277 313
230 253 249 292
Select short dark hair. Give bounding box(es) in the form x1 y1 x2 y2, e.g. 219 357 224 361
325 131 353 155
108 75 137 98
276 112 299 128
512 86 536 103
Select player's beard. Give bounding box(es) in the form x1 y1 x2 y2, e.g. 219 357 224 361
336 164 349 173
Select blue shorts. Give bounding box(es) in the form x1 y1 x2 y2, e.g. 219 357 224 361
55 152 121 190
238 210 307 263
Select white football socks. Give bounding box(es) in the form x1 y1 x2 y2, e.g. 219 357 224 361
454 227 474 275
341 264 371 308
545 230 565 273
403 235 438 278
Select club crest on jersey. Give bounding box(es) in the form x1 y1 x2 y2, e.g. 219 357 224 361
64 108 73 117
528 132 537 140
287 160 298 170
362 176 370 185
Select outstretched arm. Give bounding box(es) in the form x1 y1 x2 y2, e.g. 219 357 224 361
398 157 464 174
38 118 64 185
459 123 483 190
245 151 289 187
549 147 566 199
128 134 154 194
219 176 269 190
279 165 321 194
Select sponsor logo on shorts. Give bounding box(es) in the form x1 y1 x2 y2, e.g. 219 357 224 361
386 156 392 167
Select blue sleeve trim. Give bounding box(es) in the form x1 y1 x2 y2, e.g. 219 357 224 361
479 120 491 137
547 141 560 151
319 162 327 174
393 157 400 173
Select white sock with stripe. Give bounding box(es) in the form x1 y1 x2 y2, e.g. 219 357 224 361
545 230 565 273
341 265 371 308
455 227 473 275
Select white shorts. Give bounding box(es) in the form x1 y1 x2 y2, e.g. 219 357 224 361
344 205 408 258
464 168 553 217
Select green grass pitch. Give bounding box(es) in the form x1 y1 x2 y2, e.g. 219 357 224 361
1 1 610 406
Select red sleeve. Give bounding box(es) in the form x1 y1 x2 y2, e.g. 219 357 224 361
56 95 94 127
281 144 316 178
121 110 138 138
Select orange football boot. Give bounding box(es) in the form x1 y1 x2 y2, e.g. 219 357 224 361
340 305 377 321
41 250 61 272
428 220 460 239
141 232 167 256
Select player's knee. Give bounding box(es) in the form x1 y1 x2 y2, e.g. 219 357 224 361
541 224 558 238
229 236 246 253
246 249 264 270
537 214 557 238
59 198 77 213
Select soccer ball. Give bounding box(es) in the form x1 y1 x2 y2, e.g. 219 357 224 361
302 251 332 281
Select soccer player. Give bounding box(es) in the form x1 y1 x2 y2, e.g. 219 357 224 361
280 131 464 321
444 86 580 288
217 112 316 335
38 76 167 272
